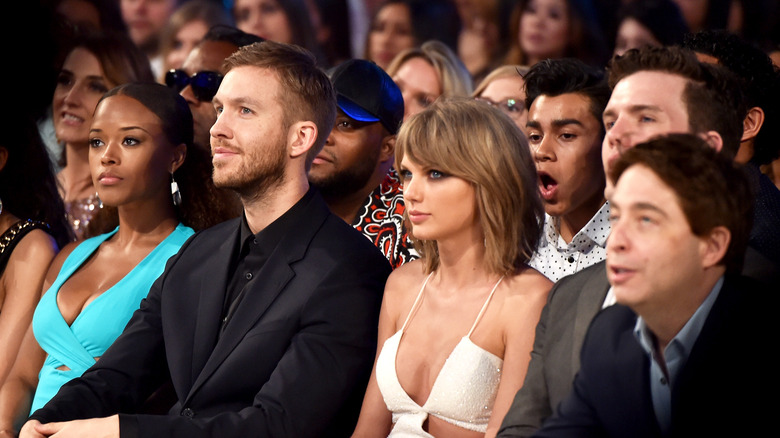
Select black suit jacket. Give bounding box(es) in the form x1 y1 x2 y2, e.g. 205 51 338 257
532 274 778 437
30 191 392 437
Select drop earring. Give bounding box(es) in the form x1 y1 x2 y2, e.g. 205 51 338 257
171 173 182 206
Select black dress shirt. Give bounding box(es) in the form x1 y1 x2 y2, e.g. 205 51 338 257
221 189 315 333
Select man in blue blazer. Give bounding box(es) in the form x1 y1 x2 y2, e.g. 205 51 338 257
22 41 392 437
533 134 778 437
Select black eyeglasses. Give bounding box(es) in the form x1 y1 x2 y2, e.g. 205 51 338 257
165 69 223 102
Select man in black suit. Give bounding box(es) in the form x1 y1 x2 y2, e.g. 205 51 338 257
534 134 777 437
21 41 392 437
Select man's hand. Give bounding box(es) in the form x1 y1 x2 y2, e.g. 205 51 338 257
19 415 119 438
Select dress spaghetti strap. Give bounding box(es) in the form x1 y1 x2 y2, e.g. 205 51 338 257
466 276 505 338
399 272 434 332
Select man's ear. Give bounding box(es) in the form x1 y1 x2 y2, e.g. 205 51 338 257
288 121 318 158
0 146 8 173
380 135 395 163
170 143 187 173
700 226 731 270
741 106 765 143
699 130 723 153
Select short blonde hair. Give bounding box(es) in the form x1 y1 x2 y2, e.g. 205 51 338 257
472 64 530 98
386 40 474 98
395 97 543 275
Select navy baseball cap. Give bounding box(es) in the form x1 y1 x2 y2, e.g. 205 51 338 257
328 59 404 134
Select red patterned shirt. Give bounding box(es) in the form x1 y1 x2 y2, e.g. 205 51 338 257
352 168 418 269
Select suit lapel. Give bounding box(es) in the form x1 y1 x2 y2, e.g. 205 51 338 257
188 223 241 388
572 262 610 366
184 192 331 404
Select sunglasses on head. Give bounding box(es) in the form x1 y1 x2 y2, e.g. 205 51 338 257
165 69 223 102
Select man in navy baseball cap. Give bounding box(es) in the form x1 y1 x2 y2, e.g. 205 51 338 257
309 59 416 268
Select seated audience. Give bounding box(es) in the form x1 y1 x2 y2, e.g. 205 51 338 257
613 0 689 56
0 116 72 390
365 0 461 70
534 134 775 437
53 30 155 240
0 82 222 433
18 40 390 438
497 45 753 438
351 97 551 438
473 64 531 133
309 59 417 268
523 58 611 282
503 0 610 68
386 40 473 120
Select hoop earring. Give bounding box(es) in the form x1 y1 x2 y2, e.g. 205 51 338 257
171 173 182 206
0 196 3 215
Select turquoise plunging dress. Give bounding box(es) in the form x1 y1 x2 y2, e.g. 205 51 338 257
29 224 193 413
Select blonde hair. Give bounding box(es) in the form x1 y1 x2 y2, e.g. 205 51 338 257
386 40 474 98
395 97 543 275
472 64 530 98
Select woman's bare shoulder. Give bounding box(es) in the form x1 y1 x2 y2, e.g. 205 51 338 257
382 260 428 312
502 266 553 298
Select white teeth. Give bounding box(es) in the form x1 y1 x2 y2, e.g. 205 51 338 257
62 114 83 122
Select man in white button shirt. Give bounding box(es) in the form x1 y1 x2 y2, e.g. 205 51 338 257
523 58 612 282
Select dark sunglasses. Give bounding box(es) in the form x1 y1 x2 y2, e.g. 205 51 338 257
165 69 223 102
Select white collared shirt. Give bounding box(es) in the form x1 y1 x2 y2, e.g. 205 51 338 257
529 202 611 282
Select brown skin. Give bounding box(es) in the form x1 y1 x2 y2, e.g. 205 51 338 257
308 111 395 223
0 148 58 407
5 94 186 437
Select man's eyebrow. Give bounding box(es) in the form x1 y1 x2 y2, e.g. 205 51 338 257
551 118 584 128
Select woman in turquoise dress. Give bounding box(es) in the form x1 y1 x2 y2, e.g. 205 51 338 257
0 82 228 432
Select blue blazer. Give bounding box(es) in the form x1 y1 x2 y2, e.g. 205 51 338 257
533 274 778 437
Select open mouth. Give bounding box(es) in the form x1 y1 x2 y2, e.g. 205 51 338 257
538 172 558 200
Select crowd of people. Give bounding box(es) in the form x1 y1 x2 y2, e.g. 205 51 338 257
0 0 778 437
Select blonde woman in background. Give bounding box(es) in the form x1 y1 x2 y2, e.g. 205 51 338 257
386 40 473 120
473 64 531 133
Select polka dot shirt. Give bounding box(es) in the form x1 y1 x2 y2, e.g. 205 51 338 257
529 202 611 282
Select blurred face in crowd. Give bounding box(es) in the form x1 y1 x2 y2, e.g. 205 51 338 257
520 0 571 64
121 0 177 51
368 3 416 70
53 48 114 146
165 19 211 72
392 57 441 121
233 0 294 44
476 75 528 132
614 18 662 56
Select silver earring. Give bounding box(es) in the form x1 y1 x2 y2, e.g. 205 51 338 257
0 197 3 215
171 174 182 206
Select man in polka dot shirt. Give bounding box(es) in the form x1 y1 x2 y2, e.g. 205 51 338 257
523 58 612 283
